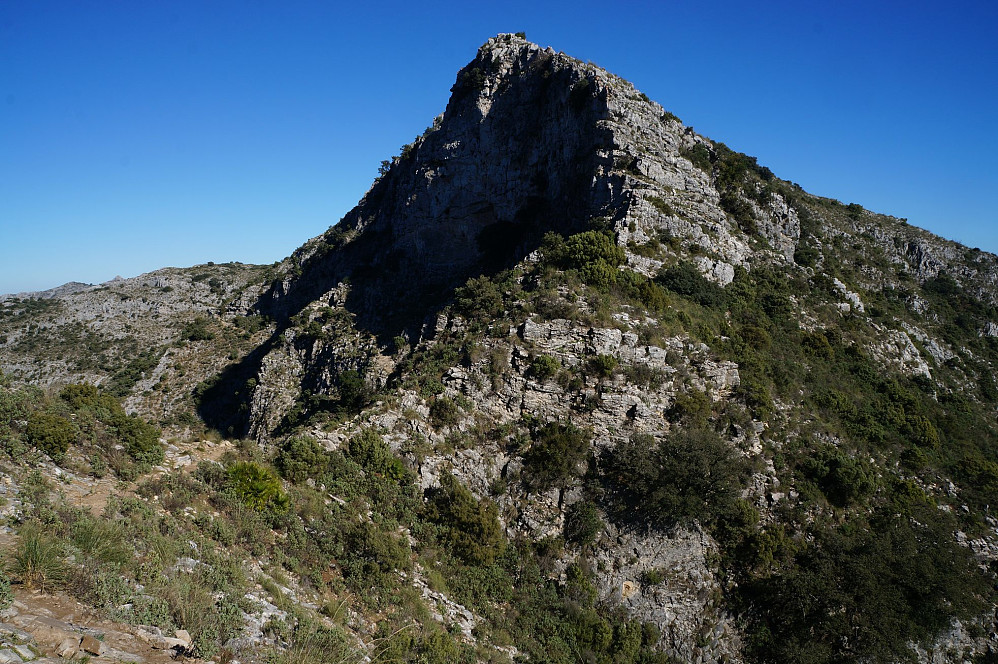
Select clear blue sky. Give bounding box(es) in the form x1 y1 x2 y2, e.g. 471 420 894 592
2 1 996 294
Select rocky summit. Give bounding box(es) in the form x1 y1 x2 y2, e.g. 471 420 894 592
2 33 998 664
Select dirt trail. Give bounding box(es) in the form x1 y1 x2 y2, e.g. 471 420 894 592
1 437 236 664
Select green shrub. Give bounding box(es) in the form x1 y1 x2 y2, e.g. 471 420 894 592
69 560 132 612
564 500 603 547
180 316 214 341
429 397 461 429
106 351 162 396
794 246 820 267
738 325 772 352
346 428 407 482
681 144 712 172
743 502 990 663
60 383 101 409
801 330 834 359
157 573 242 659
340 520 413 590
425 473 504 566
452 67 486 93
585 354 618 379
12 528 65 591
454 275 504 320
801 447 877 506
57 383 164 467
529 354 561 380
641 568 666 586
737 374 773 420
225 462 287 511
522 421 591 490
276 434 329 483
546 230 626 290
335 369 371 415
116 414 164 466
26 411 75 460
71 516 130 565
623 362 667 390
669 389 712 424
720 191 756 233
656 262 726 308
602 429 748 529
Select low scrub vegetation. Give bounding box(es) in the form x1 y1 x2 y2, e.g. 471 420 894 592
1 378 164 476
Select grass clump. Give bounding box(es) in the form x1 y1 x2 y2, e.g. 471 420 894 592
225 461 288 512
12 528 65 591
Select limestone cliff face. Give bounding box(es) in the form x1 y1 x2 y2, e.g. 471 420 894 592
261 37 614 332
257 35 805 328
245 34 802 438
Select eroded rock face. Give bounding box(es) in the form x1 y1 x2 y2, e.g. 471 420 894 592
260 36 621 338
244 34 772 438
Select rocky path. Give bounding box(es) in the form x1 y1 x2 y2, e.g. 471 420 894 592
1 591 192 663
1 437 237 664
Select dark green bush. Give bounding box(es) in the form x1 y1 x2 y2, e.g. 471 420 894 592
563 500 603 547
656 262 726 307
743 502 990 664
335 369 371 415
180 316 214 341
276 434 329 483
801 330 834 359
737 374 773 420
669 389 712 424
522 422 591 490
452 67 486 93
681 144 712 172
26 412 75 460
346 428 407 482
340 519 412 589
801 446 877 506
425 473 504 565
794 246 820 267
59 383 101 409
116 414 164 467
614 270 671 312
454 275 505 320
528 354 561 380
585 354 618 379
602 429 748 529
545 230 626 290
61 382 164 466
429 397 461 429
720 191 757 234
